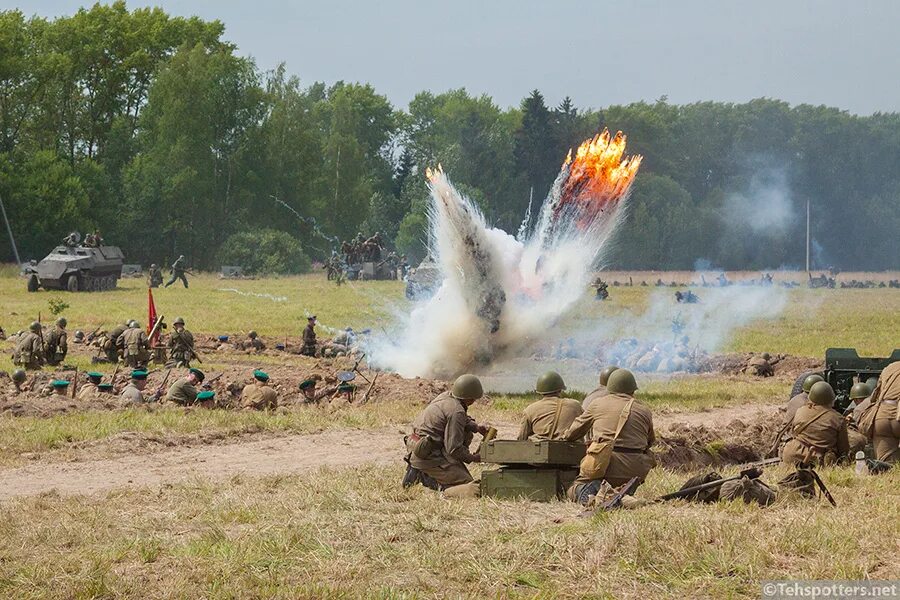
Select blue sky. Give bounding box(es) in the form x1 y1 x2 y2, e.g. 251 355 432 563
11 0 900 114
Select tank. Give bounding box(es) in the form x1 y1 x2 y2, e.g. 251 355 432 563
25 245 125 292
405 257 442 300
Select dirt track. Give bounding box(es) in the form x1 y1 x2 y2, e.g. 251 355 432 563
0 403 779 501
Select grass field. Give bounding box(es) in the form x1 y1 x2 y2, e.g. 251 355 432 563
1 268 898 599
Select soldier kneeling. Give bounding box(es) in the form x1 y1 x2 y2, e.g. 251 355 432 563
781 382 849 466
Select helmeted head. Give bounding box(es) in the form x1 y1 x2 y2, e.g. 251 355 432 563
607 369 638 395
74 330 84 341
598 365 619 387
128 320 139 329
12 369 26 385
802 374 824 393
248 330 258 339
535 371 565 395
56 317 67 328
150 263 157 269
808 381 836 407
761 352 771 361
29 321 41 333
173 317 185 328
451 374 483 402
849 382 871 400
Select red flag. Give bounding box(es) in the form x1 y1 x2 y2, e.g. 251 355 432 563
148 287 159 345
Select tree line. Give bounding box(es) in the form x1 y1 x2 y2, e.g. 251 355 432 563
1 3 898 273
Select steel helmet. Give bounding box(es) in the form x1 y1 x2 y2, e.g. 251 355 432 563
598 365 619 387
535 371 565 395
607 369 638 395
56 317 67 328
808 381 836 407
173 317 185 326
12 369 26 384
29 321 41 333
451 374 483 401
802 374 824 392
849 383 871 400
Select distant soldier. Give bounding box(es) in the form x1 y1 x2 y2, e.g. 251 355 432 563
77 372 104 401
121 370 163 404
744 352 774 377
781 382 849 466
322 327 356 357
168 317 196 367
12 321 44 370
165 368 205 405
582 365 619 412
784 374 824 426
242 330 265 352
845 382 870 455
11 369 26 393
121 321 150 368
164 255 189 288
0 324 5 340
104 321 128 363
298 378 338 404
871 362 900 463
148 263 163 288
562 369 656 504
50 379 70 397
44 317 68 366
62 232 80 247
240 370 278 410
402 374 489 498
518 372 583 441
300 316 317 357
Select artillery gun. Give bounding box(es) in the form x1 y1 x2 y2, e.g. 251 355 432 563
25 243 125 292
824 347 900 413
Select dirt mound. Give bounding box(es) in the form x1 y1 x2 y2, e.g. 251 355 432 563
655 411 782 470
709 353 821 378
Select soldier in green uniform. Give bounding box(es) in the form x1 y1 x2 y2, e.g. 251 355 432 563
121 321 150 368
241 370 278 410
301 316 317 357
781 382 849 466
148 263 163 288
517 371 583 441
104 322 128 364
121 370 163 404
76 372 104 401
45 317 68 366
402 374 490 497
168 317 196 367
50 379 70 396
11 369 27 392
164 255 189 288
582 365 618 411
165 368 205 405
12 322 44 370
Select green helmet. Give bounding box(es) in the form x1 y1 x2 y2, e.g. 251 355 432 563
802 374 824 392
56 317 67 328
248 330 258 338
865 376 879 390
607 369 638 395
29 321 41 333
849 383 871 400
761 352 771 361
12 369 26 384
173 317 185 326
598 365 619 387
128 320 139 329
808 381 835 407
451 374 483 401
536 371 565 395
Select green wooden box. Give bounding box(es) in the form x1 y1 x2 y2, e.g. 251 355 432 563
480 439 586 466
480 466 579 502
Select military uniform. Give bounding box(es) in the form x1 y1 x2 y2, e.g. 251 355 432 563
169 329 195 367
872 362 900 462
77 382 101 401
165 256 189 288
45 326 68 366
784 392 808 426
301 322 317 356
148 265 163 288
165 377 199 405
781 404 849 466
12 332 43 370
406 392 479 489
517 396 583 441
581 385 607 412
563 392 656 487
121 382 148 404
105 325 126 363
745 356 774 377
121 328 150 367
241 382 278 410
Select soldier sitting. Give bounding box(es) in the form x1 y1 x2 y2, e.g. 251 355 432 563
781 382 849 466
241 370 278 410
744 352 774 377
45 317 68 366
165 368 205 406
518 372 583 441
298 377 338 404
13 322 44 370
77 372 104 401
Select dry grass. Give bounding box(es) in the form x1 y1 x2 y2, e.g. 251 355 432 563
0 463 896 599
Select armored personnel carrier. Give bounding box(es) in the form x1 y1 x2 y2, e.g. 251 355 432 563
25 244 125 292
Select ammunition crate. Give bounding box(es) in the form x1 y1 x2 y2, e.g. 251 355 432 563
480 439 586 466
480 466 579 502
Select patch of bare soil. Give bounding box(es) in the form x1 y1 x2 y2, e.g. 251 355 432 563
708 353 821 378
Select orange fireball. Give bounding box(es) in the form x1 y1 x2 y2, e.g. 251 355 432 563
556 129 642 226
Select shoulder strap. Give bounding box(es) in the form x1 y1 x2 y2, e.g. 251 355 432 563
792 408 830 437
548 398 565 438
612 398 635 441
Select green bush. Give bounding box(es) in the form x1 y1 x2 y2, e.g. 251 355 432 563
217 229 311 275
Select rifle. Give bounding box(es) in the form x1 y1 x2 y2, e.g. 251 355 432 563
202 372 224 389
799 465 837 507
71 367 78 399
596 476 641 513
153 368 173 402
657 467 765 502
362 370 379 403
36 312 45 362
109 363 120 387
766 421 792 458
86 323 104 342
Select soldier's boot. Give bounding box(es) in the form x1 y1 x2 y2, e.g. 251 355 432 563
402 464 422 488
420 473 441 491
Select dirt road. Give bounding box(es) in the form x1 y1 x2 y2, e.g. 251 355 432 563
0 403 779 501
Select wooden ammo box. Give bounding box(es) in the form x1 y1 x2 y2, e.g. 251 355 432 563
480 466 579 502
480 439 586 466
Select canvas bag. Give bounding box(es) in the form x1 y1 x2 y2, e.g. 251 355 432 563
578 398 634 481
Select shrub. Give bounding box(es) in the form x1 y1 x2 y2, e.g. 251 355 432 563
217 229 311 275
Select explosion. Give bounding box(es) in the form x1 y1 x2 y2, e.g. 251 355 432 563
373 130 642 378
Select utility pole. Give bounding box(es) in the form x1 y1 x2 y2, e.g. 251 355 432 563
805 197 811 274
0 191 21 266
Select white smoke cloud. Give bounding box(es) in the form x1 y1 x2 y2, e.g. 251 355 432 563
722 166 796 235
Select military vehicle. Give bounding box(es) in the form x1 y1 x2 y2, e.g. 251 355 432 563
823 347 900 413
25 244 125 292
405 257 441 300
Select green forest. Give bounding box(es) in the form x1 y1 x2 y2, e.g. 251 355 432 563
1 3 898 272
